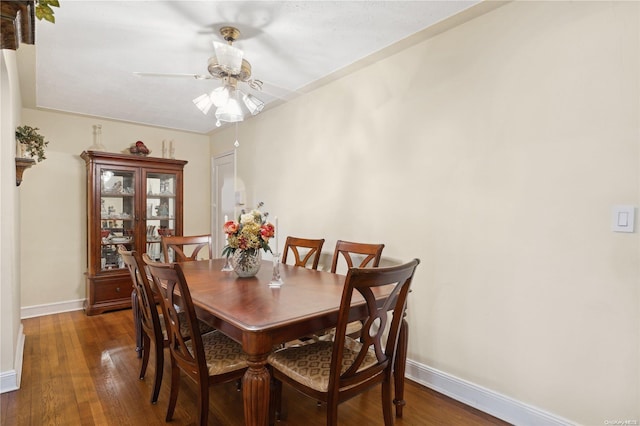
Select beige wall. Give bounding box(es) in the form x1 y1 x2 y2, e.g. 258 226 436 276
18 109 211 308
212 1 639 423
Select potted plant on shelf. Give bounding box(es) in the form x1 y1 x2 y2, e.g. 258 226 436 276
15 125 49 162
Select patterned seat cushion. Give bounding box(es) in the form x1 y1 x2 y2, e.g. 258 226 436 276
316 320 363 342
185 331 248 375
268 338 377 392
157 312 215 341
178 311 215 336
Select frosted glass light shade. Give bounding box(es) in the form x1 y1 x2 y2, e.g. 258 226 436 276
215 91 244 122
210 86 230 107
193 93 213 115
213 42 243 74
242 93 264 115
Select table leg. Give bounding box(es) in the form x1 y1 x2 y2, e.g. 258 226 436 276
131 288 142 358
393 318 408 417
243 354 271 426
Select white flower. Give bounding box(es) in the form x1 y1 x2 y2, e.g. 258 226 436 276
240 213 255 224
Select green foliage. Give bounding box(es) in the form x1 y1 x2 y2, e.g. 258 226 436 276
16 125 49 162
35 0 60 23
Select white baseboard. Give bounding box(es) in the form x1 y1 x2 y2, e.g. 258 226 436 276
21 299 84 319
0 323 24 394
405 359 577 426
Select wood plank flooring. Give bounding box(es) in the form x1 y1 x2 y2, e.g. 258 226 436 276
1 309 510 425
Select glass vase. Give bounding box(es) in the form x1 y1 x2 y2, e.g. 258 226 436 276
231 249 262 277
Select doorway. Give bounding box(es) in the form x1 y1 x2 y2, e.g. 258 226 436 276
212 151 235 255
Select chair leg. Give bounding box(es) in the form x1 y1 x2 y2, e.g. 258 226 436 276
166 360 180 422
393 318 409 418
150 340 163 404
382 378 394 426
197 380 209 426
269 377 282 424
139 333 150 380
326 395 338 426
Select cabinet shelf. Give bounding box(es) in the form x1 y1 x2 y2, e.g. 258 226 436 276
146 193 176 198
101 193 135 197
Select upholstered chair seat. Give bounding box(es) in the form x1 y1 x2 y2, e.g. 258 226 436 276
268 337 377 392
185 330 248 376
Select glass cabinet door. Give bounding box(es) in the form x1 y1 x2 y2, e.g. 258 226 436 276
145 172 177 262
99 167 135 271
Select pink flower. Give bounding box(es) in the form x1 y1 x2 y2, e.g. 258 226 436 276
237 236 249 250
260 223 275 239
224 221 239 235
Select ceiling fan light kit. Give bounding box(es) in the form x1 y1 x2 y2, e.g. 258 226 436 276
135 25 265 127
191 26 265 126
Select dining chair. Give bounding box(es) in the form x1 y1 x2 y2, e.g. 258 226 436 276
118 245 166 404
330 239 385 273
282 236 325 269
145 260 248 425
268 258 420 425
142 252 216 336
323 240 385 340
161 234 213 263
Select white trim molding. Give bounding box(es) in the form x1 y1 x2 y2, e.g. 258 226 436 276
405 359 577 426
21 299 84 319
0 323 24 394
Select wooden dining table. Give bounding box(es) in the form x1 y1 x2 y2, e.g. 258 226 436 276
177 258 409 426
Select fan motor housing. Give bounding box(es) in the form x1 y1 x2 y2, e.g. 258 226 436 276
207 56 252 81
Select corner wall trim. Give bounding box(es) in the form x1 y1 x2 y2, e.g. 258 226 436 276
21 299 84 319
405 359 576 426
1 323 24 394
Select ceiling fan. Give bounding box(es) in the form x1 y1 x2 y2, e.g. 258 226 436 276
134 26 265 127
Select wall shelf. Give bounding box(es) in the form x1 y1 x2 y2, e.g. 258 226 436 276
15 157 35 186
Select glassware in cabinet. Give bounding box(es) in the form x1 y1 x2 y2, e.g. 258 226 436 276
99 168 136 270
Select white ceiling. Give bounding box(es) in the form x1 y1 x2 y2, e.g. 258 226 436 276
33 1 482 134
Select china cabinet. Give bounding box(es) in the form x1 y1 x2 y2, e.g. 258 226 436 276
81 151 187 315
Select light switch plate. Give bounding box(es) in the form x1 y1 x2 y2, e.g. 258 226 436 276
612 205 635 233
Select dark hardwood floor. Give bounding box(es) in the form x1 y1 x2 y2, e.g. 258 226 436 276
1 309 510 425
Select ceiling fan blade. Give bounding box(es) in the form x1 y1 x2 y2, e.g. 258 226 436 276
256 80 299 102
133 72 213 80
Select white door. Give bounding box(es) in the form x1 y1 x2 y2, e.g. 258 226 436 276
212 152 235 256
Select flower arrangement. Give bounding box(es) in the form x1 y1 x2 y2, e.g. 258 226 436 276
222 202 275 258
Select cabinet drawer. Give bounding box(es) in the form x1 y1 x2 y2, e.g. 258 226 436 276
94 280 132 303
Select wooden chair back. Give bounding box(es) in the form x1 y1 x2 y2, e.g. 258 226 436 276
119 245 163 347
118 245 165 403
161 234 213 263
282 236 325 269
145 262 204 384
330 240 385 273
329 258 419 421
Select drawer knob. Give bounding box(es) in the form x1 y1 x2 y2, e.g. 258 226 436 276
116 287 120 292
